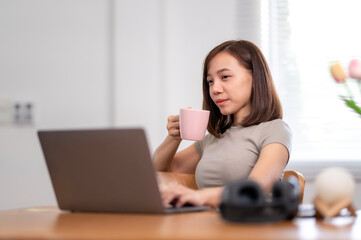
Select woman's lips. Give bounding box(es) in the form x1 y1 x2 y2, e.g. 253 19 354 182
216 99 228 106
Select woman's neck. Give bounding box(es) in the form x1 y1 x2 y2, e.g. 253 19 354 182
232 105 251 126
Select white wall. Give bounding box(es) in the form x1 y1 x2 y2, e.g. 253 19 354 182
113 0 164 151
0 0 111 210
0 0 111 129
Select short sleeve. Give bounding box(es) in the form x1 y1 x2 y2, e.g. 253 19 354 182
260 119 292 156
194 133 211 157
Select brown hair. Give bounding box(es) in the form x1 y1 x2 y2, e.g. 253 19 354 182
202 40 282 138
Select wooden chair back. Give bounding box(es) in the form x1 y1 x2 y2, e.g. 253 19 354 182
283 170 305 203
157 171 198 190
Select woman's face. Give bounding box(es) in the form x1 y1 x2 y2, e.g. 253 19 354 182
206 51 253 124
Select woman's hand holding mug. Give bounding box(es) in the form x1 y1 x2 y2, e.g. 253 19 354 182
167 115 181 139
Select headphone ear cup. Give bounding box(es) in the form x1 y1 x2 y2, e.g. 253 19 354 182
284 176 301 219
272 181 287 204
220 180 265 222
272 178 300 219
222 180 265 206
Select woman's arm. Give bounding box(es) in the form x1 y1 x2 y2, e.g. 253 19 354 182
153 115 201 173
154 139 200 173
161 184 224 208
153 134 182 171
153 115 182 171
247 142 289 194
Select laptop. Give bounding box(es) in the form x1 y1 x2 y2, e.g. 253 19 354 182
38 128 210 214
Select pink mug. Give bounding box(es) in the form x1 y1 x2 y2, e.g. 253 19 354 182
179 108 210 141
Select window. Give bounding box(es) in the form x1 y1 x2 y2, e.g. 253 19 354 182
263 0 361 162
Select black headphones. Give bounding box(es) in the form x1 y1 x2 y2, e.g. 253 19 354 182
219 176 301 223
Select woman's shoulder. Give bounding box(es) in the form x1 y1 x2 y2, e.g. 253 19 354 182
221 119 290 135
258 119 290 130
205 119 291 139
253 119 292 139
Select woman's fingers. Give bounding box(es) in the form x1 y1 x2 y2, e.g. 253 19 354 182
175 194 201 208
161 184 181 206
167 115 181 138
167 115 179 122
167 115 180 130
160 184 204 208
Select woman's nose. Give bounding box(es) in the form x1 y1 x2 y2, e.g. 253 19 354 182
212 80 223 95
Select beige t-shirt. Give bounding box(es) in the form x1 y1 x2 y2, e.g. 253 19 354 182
194 119 292 189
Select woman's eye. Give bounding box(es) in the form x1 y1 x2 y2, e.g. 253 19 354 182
207 80 214 85
221 75 230 80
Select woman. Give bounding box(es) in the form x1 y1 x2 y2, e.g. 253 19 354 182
153 40 292 208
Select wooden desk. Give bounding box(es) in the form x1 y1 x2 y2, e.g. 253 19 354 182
0 206 359 240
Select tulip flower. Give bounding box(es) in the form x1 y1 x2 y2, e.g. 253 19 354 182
330 61 361 117
330 62 347 83
349 59 361 80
